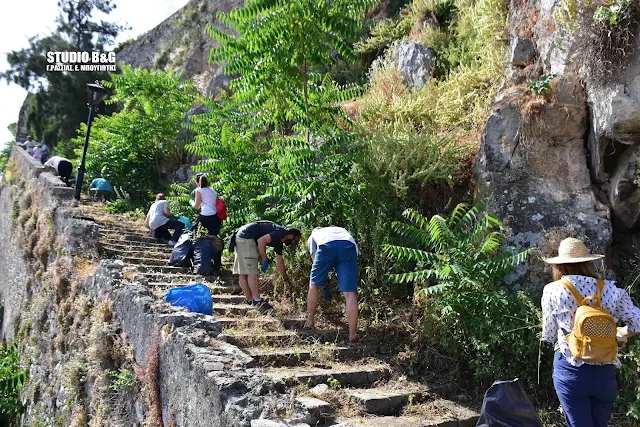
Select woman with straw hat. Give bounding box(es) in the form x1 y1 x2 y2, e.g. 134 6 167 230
542 237 640 427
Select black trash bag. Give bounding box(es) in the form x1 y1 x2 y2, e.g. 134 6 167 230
193 236 222 275
476 378 542 427
169 232 193 267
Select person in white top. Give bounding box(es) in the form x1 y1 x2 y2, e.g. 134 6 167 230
145 193 184 246
542 237 640 427
191 173 221 237
25 136 37 155
304 226 359 344
44 155 73 185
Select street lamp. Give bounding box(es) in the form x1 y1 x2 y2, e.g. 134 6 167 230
74 81 109 201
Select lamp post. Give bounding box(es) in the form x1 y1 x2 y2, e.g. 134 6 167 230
74 81 109 201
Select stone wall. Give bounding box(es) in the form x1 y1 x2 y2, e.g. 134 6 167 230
0 147 305 426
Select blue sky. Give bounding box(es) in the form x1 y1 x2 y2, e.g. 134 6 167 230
0 0 190 147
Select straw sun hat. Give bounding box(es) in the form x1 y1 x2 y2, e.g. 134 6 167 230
544 237 604 264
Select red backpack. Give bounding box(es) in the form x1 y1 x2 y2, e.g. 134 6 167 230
216 198 227 221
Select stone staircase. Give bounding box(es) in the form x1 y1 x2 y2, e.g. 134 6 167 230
81 204 480 427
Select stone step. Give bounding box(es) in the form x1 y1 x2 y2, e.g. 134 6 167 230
124 263 189 274
348 383 458 416
216 317 306 331
137 271 222 283
211 294 248 304
266 364 390 388
101 231 165 244
149 283 240 294
212 303 254 315
346 409 479 427
219 329 347 347
246 344 376 367
100 237 171 249
102 245 173 257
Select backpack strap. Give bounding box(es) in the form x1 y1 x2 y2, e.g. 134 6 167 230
559 278 584 306
559 277 604 307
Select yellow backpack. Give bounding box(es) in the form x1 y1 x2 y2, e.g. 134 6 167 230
559 278 618 363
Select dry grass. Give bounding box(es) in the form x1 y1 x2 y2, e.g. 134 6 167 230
134 330 162 427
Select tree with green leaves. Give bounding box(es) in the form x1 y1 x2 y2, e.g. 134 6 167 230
73 66 196 204
0 343 27 425
1 0 126 144
209 0 376 139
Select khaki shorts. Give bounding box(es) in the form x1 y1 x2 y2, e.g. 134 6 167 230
233 236 259 275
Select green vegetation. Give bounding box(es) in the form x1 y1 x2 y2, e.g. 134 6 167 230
385 203 542 387
527 74 557 95
554 0 639 84
107 369 136 392
72 66 196 205
0 343 27 425
356 0 507 192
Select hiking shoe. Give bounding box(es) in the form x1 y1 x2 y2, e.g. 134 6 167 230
254 299 274 312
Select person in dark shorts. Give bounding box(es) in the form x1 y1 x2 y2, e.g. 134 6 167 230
232 221 301 311
304 227 359 344
44 156 73 185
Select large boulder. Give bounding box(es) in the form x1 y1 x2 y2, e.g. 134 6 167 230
388 41 434 90
609 144 640 230
474 75 612 291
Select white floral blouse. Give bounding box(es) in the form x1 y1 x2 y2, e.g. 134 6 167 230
541 274 640 367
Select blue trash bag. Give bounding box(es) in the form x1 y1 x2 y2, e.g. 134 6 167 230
177 216 192 231
164 283 213 315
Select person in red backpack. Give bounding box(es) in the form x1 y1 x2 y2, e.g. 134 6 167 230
542 237 640 427
191 173 222 237
191 173 224 271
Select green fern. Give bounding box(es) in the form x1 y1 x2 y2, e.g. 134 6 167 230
385 202 534 294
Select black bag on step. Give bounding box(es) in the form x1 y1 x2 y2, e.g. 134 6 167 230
193 237 215 275
169 232 193 267
476 378 542 427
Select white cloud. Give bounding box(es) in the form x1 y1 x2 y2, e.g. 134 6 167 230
0 0 189 147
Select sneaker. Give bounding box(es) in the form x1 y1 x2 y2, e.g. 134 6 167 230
245 299 254 306
253 299 274 312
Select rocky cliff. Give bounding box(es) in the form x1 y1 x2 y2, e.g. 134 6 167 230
116 0 244 96
473 0 640 289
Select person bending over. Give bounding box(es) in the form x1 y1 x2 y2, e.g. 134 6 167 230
232 221 301 311
304 227 359 344
44 156 73 186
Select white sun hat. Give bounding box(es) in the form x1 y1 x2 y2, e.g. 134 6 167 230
544 237 604 264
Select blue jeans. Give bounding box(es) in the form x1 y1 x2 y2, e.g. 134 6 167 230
154 219 184 242
310 240 358 293
552 352 616 427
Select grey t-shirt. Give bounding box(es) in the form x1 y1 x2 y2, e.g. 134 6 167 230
147 200 170 230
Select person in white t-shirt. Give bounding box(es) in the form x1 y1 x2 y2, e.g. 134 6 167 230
304 226 359 344
191 173 221 237
25 136 37 155
44 155 73 185
145 193 183 246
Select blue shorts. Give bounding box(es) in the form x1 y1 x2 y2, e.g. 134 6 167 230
310 240 358 293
